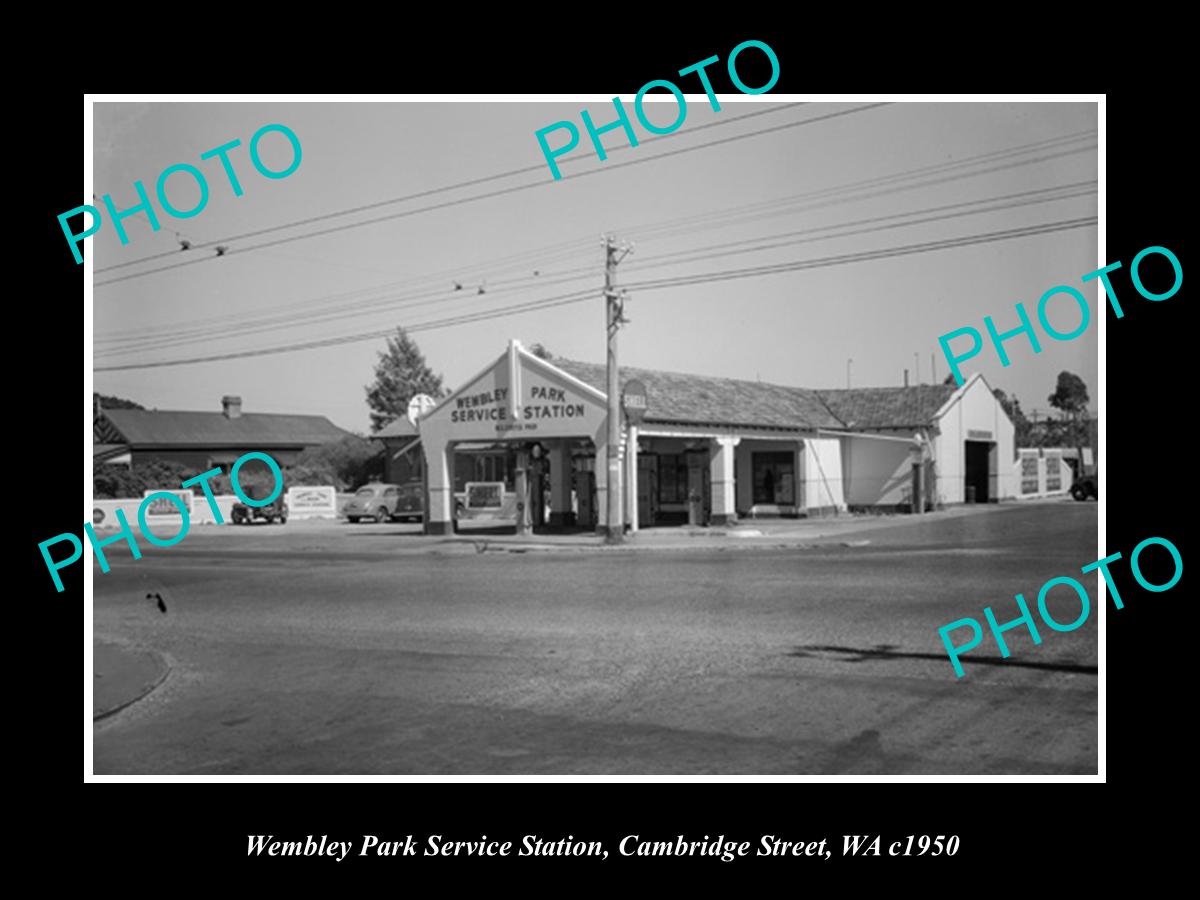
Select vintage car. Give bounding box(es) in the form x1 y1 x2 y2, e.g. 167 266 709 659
1070 473 1098 501
344 482 423 523
230 486 288 525
391 482 425 522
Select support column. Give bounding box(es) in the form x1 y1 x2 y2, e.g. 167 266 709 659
515 448 531 535
549 442 573 527
594 428 611 533
424 440 455 535
627 425 639 533
796 439 807 514
710 437 739 526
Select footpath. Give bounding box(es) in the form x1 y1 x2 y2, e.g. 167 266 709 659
433 502 1043 554
93 641 170 721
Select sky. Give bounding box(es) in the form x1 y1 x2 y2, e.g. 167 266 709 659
91 100 1099 433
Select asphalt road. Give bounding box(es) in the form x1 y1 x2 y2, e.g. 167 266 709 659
93 503 1099 774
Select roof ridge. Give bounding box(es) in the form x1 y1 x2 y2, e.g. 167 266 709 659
554 357 823 396
106 407 338 420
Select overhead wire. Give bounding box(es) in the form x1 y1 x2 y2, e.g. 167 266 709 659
94 103 889 288
95 215 1097 372
94 102 809 275
96 131 1097 346
96 180 1096 357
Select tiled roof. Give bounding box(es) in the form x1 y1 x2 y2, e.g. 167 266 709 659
813 384 957 430
375 417 419 439
101 408 351 448
553 359 957 430
94 443 130 462
553 359 845 430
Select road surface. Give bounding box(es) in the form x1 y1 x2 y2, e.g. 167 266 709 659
93 502 1098 774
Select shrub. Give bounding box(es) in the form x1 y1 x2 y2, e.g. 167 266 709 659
287 435 384 491
93 459 200 499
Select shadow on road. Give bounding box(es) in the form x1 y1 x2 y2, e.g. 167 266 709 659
788 644 1098 675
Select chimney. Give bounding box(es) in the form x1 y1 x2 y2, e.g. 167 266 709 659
222 395 243 419
903 369 909 388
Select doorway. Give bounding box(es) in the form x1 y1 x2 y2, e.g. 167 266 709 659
964 440 992 503
637 455 658 526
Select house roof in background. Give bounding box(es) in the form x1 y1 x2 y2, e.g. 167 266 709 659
100 408 351 448
375 417 419 439
94 443 131 462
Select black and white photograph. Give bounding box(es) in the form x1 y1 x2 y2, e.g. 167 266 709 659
80 94 1106 777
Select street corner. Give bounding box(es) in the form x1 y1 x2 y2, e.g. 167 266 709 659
93 640 171 721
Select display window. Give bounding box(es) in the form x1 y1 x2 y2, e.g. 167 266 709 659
752 451 795 504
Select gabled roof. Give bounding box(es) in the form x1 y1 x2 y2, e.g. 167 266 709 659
551 357 965 431
101 408 351 448
552 359 844 430
814 384 958 430
94 443 131 462
375 417 419 439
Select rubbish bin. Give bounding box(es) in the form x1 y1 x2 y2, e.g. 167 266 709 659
966 485 977 504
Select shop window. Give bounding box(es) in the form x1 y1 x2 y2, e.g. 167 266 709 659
752 451 795 504
657 453 689 504
464 453 516 489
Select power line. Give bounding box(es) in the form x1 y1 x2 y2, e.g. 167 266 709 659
94 103 808 276
96 236 598 342
623 144 1097 247
622 181 1096 272
95 215 1096 372
94 104 890 288
96 268 598 356
626 216 1097 290
622 129 1096 242
95 180 1095 358
95 130 1098 346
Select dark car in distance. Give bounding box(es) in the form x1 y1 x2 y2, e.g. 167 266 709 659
1070 473 1097 501
231 486 288 524
392 482 425 523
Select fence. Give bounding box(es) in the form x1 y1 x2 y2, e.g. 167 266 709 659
91 485 340 529
1013 449 1072 499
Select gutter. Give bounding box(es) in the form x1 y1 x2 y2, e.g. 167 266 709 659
817 428 920 445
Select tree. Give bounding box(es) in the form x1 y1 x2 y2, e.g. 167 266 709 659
993 388 1033 449
1048 371 1090 415
1048 371 1091 449
93 458 199 499
943 373 957 386
94 393 144 411
284 435 384 491
363 328 445 432
529 343 553 360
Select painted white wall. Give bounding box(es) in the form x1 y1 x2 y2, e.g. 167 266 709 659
1013 449 1071 498
92 494 240 529
843 435 913 506
931 376 1016 503
803 437 846 511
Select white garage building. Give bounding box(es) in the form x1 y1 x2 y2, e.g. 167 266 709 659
414 341 1015 534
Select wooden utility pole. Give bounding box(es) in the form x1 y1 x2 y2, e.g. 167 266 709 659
603 234 629 544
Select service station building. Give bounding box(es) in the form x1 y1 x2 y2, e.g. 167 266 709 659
415 341 1016 535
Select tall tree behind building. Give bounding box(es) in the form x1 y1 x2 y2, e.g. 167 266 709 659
992 388 1033 449
1048 370 1091 449
94 393 144 411
364 328 446 432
